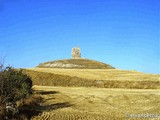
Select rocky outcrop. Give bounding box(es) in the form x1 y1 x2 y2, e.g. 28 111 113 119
40 62 85 68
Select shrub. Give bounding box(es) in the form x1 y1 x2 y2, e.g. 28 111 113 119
0 102 5 119
0 67 32 119
0 67 32 103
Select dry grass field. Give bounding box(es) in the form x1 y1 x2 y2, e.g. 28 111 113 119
22 68 160 119
25 68 160 89
27 68 159 82
31 86 160 120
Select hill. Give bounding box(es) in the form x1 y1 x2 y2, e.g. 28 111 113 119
36 59 115 69
25 68 160 89
25 58 160 89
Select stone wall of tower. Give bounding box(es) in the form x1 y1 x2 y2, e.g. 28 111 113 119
72 47 81 59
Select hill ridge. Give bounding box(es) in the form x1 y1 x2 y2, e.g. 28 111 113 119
37 58 115 69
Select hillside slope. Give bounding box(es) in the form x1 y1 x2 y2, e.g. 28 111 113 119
25 68 160 89
37 59 115 69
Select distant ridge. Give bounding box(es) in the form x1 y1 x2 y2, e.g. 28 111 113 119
37 58 115 69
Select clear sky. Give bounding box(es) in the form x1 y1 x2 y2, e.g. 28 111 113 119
0 0 159 74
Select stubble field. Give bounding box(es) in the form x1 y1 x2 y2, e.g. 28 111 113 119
31 86 160 120
25 68 160 89
23 68 160 120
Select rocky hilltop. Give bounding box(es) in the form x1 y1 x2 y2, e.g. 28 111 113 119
37 59 115 69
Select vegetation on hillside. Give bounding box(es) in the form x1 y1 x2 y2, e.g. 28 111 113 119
37 59 115 69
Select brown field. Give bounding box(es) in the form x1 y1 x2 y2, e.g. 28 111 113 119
27 68 159 81
22 68 160 119
25 68 160 89
31 85 160 120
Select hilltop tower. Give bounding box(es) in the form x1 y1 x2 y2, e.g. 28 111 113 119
72 47 81 59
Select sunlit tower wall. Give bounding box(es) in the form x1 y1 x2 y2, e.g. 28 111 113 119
72 47 81 59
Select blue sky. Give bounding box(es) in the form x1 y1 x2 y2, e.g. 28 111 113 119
0 0 159 74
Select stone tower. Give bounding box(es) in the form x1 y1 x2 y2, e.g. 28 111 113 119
72 47 81 59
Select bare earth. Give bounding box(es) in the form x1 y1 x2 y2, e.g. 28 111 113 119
31 85 160 120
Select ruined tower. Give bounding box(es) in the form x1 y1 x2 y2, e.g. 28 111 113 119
72 47 81 59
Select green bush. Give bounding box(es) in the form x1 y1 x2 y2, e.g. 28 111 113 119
0 67 32 104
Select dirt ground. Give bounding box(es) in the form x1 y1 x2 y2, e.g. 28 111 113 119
31 85 160 120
